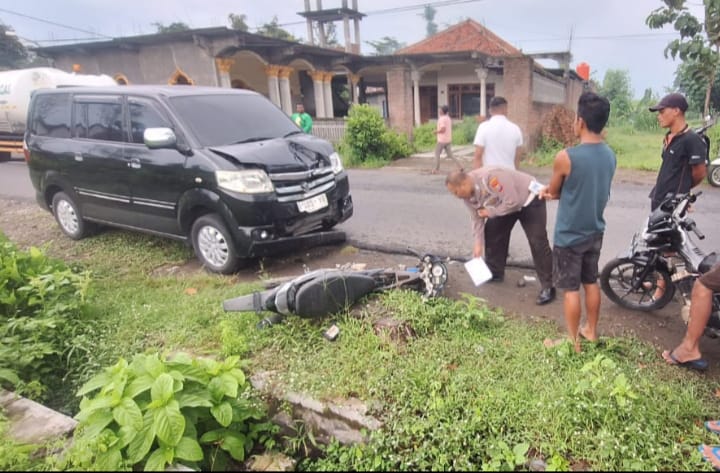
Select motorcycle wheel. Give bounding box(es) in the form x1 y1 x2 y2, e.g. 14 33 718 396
600 257 675 311
709 164 720 187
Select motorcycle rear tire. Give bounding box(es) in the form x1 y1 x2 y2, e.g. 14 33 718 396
600 257 675 311
709 164 720 187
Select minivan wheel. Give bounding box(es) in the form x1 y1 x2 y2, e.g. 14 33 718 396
52 192 92 240
709 165 720 187
191 214 241 274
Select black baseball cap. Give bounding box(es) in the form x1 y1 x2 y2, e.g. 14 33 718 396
649 93 688 112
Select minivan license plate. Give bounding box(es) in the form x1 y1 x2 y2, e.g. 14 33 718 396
297 193 328 213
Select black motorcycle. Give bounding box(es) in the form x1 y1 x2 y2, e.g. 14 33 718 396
600 192 720 333
223 248 449 325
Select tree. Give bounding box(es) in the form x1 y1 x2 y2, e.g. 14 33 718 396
366 36 406 55
257 16 297 41
420 6 438 38
647 0 720 116
597 69 634 120
228 13 249 32
315 22 339 47
0 22 28 69
152 22 191 34
674 59 720 112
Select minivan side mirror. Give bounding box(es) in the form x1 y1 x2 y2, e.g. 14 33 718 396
144 128 177 149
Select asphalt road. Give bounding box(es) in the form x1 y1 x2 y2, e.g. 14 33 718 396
2 155 719 267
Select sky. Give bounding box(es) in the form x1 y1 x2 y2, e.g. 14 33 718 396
0 0 708 98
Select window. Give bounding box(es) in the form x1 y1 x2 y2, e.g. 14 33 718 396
448 83 495 118
32 94 71 138
73 101 124 142
129 101 171 144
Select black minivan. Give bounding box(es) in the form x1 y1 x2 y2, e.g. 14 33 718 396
24 86 353 273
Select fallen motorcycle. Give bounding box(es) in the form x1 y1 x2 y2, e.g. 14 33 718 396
223 248 449 326
600 191 720 333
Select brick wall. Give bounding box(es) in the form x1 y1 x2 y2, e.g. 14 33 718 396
503 56 533 148
386 67 414 137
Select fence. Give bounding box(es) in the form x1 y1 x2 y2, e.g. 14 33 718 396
311 119 347 144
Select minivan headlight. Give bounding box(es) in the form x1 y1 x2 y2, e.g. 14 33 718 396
216 169 274 194
329 152 344 174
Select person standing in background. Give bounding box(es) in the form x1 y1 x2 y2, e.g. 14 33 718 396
432 105 463 174
291 103 313 134
472 96 523 170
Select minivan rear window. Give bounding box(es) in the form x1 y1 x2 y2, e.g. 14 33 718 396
169 94 298 147
32 94 71 138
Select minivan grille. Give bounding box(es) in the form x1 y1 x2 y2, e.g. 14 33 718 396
269 168 336 203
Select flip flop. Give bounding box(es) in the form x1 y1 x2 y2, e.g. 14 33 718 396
706 421 720 436
698 444 720 471
662 350 709 372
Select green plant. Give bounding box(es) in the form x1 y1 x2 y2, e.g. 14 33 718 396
0 234 93 400
342 104 414 164
453 115 478 145
65 352 277 471
412 123 436 151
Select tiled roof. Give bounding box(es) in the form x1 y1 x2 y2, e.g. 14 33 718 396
396 19 521 57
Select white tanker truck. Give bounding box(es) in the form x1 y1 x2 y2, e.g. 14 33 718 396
0 67 117 161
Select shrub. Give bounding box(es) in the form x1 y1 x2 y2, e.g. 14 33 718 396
412 123 436 151
63 352 277 471
0 233 92 400
452 115 479 146
342 104 414 165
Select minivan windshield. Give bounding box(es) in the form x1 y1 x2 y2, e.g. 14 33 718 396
169 94 300 147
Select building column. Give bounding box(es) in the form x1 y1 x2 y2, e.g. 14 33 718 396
310 70 326 118
476 67 489 116
323 71 334 118
279 66 294 115
349 73 361 104
411 69 422 126
215 58 234 88
386 66 414 137
265 65 282 108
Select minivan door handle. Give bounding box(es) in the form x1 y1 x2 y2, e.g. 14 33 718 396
128 158 142 170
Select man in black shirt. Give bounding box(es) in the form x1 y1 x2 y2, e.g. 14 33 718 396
649 93 708 210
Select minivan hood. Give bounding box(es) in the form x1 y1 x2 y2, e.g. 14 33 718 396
208 134 335 173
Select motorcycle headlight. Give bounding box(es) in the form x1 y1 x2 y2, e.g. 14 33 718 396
216 169 274 194
329 152 344 174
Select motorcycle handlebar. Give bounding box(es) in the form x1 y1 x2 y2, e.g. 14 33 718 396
689 221 706 240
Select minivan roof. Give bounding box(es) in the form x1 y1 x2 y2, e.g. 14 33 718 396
33 85 259 99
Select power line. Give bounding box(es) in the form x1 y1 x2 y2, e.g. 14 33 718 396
0 6 112 39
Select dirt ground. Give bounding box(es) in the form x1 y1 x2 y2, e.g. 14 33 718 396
2 196 720 379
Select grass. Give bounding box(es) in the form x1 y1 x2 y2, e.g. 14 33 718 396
3 227 720 471
528 125 665 171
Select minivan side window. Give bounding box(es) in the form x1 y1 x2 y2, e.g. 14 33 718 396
72 100 124 142
32 94 71 138
128 100 171 144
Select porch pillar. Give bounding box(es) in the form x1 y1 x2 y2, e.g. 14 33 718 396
323 71 334 118
265 65 282 108
349 73 361 104
310 70 326 118
476 67 489 116
279 66 294 115
411 69 421 126
215 58 234 88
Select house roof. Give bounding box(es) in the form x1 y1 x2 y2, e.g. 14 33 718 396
396 19 521 57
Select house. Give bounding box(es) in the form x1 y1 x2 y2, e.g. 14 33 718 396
34 19 584 149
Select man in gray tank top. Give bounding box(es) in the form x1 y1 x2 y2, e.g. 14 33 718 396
540 92 617 353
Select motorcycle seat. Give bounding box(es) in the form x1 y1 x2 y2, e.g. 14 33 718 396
292 272 377 318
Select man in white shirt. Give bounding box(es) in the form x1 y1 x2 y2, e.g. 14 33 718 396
472 96 530 286
473 96 523 170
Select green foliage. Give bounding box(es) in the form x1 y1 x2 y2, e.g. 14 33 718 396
646 0 720 114
598 69 634 122
412 123 436 151
63 352 277 471
227 13 249 32
152 22 191 34
452 115 479 145
0 22 28 69
421 5 438 37
0 412 47 471
342 104 414 165
257 16 297 41
366 36 406 55
412 116 477 152
0 234 92 400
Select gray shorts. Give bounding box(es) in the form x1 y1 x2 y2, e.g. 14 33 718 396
553 234 604 291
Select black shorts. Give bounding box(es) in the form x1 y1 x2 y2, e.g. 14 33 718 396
553 234 604 291
700 262 720 292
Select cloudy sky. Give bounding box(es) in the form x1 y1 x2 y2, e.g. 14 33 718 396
1 0 706 97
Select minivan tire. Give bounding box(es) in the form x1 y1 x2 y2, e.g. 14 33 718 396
52 191 94 240
191 214 241 274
